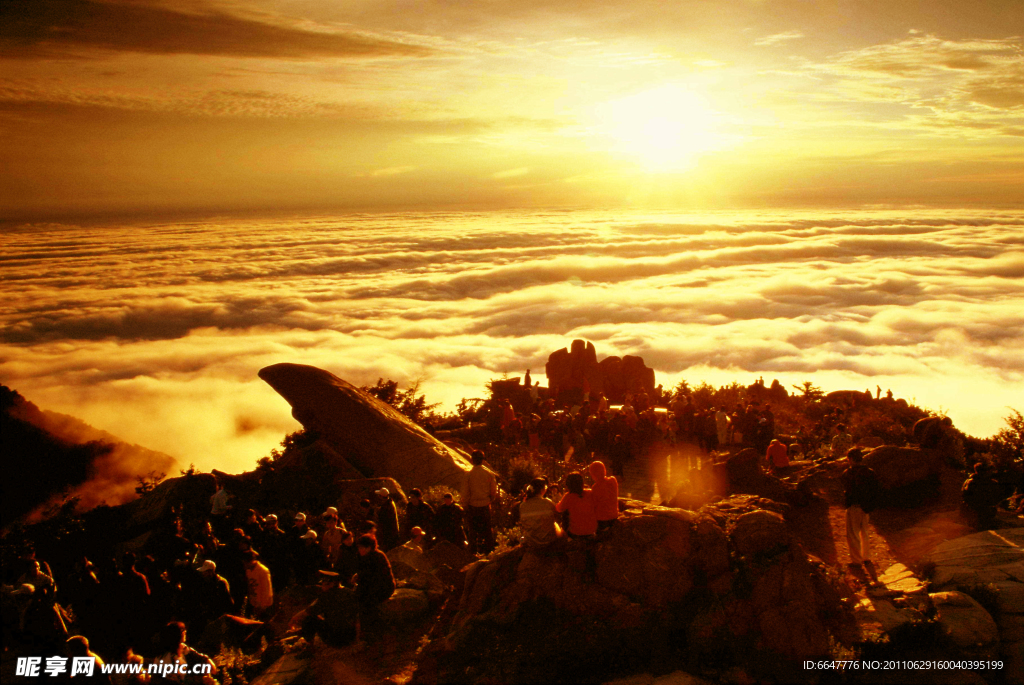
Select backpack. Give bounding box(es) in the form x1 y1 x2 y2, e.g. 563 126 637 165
845 465 880 512
856 466 881 513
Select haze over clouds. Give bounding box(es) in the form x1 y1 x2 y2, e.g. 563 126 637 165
1 210 1022 473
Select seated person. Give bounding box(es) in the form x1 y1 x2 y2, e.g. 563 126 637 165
519 478 562 548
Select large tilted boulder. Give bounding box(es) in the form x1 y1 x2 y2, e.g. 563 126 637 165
419 503 845 683
258 364 471 491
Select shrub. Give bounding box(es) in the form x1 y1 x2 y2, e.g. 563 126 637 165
508 457 542 496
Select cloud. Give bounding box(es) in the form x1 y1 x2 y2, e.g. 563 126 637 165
2 209 1022 472
790 33 1024 139
754 31 804 47
0 0 434 59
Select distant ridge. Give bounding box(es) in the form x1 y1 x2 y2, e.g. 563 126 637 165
1 385 177 526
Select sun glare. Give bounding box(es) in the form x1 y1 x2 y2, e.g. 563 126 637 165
591 85 728 172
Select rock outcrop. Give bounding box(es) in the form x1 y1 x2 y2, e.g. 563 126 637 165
862 445 942 490
258 364 471 491
714 448 805 506
419 501 846 683
926 528 1024 683
913 415 955 448
545 340 655 404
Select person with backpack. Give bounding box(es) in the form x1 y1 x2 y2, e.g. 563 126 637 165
840 447 880 584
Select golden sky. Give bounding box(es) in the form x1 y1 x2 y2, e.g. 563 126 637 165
2 0 1022 219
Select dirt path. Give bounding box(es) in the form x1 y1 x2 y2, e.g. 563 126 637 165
825 504 900 571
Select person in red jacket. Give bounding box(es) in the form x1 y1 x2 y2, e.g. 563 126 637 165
588 460 619 533
555 472 597 538
766 439 789 473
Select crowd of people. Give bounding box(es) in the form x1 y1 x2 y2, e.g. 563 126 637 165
1 480 433 682
1 440 641 684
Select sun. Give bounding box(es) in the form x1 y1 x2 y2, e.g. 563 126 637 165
591 84 727 171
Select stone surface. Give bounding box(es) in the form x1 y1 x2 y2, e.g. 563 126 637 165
431 506 843 684
424 540 476 574
729 509 789 558
825 390 872 405
926 528 1024 588
913 416 954 448
258 363 472 491
381 588 430 623
854 597 925 634
388 542 433 574
925 528 1024 681
719 449 799 504
862 445 942 490
930 591 1000 652
120 471 217 534
879 563 927 594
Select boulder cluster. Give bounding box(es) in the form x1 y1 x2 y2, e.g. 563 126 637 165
545 339 656 404
416 495 847 683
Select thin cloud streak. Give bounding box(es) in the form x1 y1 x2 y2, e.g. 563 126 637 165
0 0 434 59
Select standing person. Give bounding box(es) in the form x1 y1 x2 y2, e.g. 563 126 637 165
210 480 232 538
462 450 498 555
433 493 467 548
336 531 359 586
588 461 619 533
195 560 233 629
320 511 345 569
841 448 880 584
962 461 1003 530
294 530 319 585
374 488 400 552
403 489 434 542
261 514 289 587
715 408 730 447
354 534 396 641
831 424 853 460
243 551 273 620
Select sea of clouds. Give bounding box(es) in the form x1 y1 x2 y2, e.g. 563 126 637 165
2 209 1022 473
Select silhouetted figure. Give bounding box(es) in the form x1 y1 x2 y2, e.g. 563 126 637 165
433 493 467 548
194 560 233 633
374 488 400 552
962 462 1002 530
403 488 434 541
841 448 880 584
354 534 395 640
462 451 498 554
